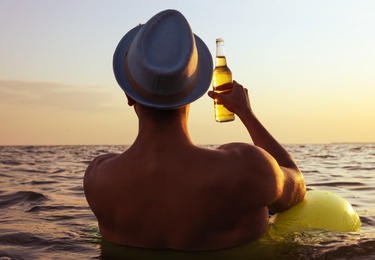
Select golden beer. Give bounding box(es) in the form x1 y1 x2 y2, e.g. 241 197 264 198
212 38 234 122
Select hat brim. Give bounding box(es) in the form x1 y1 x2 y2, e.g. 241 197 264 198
113 25 213 109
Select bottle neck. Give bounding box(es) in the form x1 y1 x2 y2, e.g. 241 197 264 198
215 41 228 67
215 56 227 67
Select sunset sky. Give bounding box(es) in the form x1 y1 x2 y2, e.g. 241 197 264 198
1 0 374 145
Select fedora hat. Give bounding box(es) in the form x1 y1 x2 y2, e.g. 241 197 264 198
113 9 213 109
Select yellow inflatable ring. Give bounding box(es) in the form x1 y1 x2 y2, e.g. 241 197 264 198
268 190 361 238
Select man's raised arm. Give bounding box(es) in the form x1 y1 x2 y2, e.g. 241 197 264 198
208 81 306 212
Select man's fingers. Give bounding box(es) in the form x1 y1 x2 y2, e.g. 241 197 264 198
207 91 225 104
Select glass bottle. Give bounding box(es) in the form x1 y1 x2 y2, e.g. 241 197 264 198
212 38 235 122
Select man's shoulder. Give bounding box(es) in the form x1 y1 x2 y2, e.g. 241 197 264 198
83 153 120 201
217 142 270 161
84 153 119 180
212 142 279 209
215 142 279 190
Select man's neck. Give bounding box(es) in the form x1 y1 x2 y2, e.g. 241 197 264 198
134 112 193 148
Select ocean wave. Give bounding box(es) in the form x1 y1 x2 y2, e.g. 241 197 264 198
311 155 337 159
0 230 97 259
300 170 320 173
15 168 48 174
29 180 59 185
310 181 364 187
0 191 48 209
51 169 66 174
26 205 85 213
0 231 46 247
0 159 22 166
342 166 375 171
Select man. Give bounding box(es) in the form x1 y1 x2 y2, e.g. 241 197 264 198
84 9 305 250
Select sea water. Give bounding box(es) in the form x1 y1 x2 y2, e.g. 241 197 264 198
0 144 374 259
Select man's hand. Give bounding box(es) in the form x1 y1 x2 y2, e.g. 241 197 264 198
208 81 252 118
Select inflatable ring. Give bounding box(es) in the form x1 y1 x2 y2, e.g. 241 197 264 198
268 190 361 238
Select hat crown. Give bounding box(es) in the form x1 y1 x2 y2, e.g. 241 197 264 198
113 9 213 109
126 10 198 99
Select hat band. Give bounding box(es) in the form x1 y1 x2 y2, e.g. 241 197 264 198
124 53 198 105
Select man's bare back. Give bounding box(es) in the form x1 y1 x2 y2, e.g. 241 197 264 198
84 140 280 250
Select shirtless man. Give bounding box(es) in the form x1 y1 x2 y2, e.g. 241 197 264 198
84 9 305 251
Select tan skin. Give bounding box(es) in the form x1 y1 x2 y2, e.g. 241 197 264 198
84 81 306 250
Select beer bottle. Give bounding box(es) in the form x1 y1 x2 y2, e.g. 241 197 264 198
212 38 235 122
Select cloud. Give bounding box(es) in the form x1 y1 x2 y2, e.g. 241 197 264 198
0 80 124 113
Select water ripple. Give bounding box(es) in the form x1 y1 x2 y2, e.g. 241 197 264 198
0 160 22 166
0 191 48 209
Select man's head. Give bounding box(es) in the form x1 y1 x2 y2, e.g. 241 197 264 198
113 9 213 110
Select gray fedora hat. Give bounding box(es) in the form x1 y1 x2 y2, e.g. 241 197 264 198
113 9 213 109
